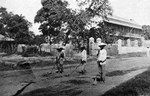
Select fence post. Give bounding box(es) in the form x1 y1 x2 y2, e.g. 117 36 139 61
89 37 94 56
118 39 122 54
127 39 131 47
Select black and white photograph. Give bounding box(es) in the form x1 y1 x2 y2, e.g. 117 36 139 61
0 0 150 96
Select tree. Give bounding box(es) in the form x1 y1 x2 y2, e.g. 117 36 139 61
97 22 116 44
0 7 34 44
0 7 11 35
65 0 113 45
35 0 112 45
34 35 45 46
33 35 46 52
142 25 150 40
35 0 72 44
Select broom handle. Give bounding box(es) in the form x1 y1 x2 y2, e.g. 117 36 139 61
68 63 82 75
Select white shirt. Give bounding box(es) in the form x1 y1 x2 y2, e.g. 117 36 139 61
57 50 65 60
147 48 150 57
81 49 87 61
97 49 107 64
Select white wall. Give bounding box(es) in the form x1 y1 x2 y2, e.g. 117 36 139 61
118 47 147 54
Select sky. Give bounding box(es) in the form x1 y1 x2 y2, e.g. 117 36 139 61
0 0 150 35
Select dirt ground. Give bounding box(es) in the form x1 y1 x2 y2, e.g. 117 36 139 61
0 55 150 96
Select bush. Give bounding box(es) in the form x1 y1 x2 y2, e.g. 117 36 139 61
21 46 39 57
26 46 39 53
102 68 150 96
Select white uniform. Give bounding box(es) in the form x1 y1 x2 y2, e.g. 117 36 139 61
56 48 65 73
80 49 87 74
97 49 107 65
81 49 87 61
147 47 150 57
93 43 107 85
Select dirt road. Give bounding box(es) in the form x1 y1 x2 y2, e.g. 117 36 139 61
0 56 150 96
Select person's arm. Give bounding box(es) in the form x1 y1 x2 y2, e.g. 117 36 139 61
99 50 107 63
81 50 85 61
97 50 100 57
102 50 107 63
61 52 65 59
55 55 59 63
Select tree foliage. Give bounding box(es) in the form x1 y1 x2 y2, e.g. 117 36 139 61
0 7 34 44
35 0 112 45
89 22 117 44
35 0 70 35
33 35 46 46
142 25 150 40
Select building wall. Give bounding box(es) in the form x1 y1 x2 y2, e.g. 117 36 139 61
89 37 147 56
104 22 143 38
40 43 75 57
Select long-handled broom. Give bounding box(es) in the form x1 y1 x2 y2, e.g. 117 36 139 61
65 63 82 77
49 64 56 74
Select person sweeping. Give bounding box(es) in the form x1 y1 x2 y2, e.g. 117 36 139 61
79 46 87 74
55 46 65 73
93 43 107 85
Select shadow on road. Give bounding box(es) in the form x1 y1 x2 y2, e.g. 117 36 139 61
19 85 83 96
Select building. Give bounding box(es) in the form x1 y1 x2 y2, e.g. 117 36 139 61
89 15 146 55
103 15 143 47
0 34 16 53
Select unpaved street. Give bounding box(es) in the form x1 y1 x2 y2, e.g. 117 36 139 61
0 56 150 96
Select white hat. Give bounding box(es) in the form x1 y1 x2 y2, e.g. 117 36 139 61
80 46 86 50
57 44 65 50
98 43 107 47
57 46 64 50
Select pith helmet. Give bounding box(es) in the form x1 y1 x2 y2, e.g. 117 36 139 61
98 43 107 47
80 46 86 50
57 46 64 51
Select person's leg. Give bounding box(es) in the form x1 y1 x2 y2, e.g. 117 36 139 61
97 61 102 75
59 64 63 73
55 60 59 72
60 60 64 73
80 60 83 73
93 61 101 85
83 63 86 72
101 64 106 82
98 63 103 82
81 61 86 73
55 57 60 73
56 63 60 73
93 76 98 85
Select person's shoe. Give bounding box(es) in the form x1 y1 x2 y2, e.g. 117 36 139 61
56 71 60 73
83 70 87 73
79 71 83 73
93 78 97 85
60 70 64 73
97 77 101 82
101 78 105 83
80 71 85 74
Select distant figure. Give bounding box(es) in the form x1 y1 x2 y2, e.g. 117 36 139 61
79 46 87 74
56 46 65 73
93 43 107 85
147 47 150 57
22 45 26 53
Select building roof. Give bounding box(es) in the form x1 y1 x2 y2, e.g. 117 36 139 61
0 34 14 41
104 15 142 29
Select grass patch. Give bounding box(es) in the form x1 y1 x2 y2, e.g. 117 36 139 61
1 69 35 78
106 68 137 77
115 52 146 58
106 70 127 76
102 68 150 96
19 86 82 96
0 62 14 71
61 79 90 85
0 59 80 71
